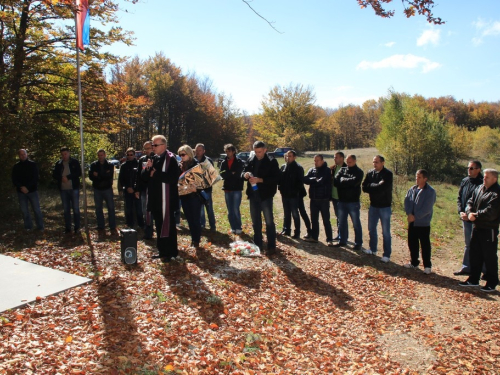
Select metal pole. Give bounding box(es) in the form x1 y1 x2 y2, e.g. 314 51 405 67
76 18 91 246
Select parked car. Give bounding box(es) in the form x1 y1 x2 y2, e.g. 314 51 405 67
110 159 121 169
217 153 226 168
236 152 251 161
267 147 293 159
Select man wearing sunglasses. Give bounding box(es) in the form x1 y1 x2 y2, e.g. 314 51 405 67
119 147 144 230
454 160 484 276
141 135 181 262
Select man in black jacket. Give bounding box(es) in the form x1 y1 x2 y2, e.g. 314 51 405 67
460 169 500 292
278 150 305 239
362 155 393 262
119 147 144 229
303 154 334 245
53 147 82 234
220 144 245 234
12 149 44 231
89 149 117 234
454 160 484 276
333 154 364 250
242 141 280 255
136 141 154 239
142 135 181 262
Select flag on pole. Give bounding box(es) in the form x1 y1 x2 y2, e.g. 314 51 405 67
76 0 90 51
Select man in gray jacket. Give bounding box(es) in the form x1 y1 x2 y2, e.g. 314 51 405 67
404 169 436 274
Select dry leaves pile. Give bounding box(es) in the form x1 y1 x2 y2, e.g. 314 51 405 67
1 230 499 374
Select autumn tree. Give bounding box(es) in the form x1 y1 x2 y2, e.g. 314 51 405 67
376 91 464 178
256 83 316 151
357 0 444 24
0 0 137 187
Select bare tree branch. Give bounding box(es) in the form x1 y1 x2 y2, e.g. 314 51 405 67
241 0 283 34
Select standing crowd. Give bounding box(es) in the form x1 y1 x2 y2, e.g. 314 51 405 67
11 140 500 292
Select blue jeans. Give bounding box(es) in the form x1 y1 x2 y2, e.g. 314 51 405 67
200 190 216 230
331 198 341 236
60 189 81 231
368 206 392 257
338 201 363 246
94 188 116 230
282 196 300 235
225 191 242 231
17 191 44 230
310 199 333 242
249 196 276 250
141 190 154 238
124 191 144 228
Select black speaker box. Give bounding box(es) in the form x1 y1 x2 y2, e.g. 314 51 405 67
120 228 137 264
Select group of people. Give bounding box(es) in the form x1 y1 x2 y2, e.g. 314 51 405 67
11 139 500 291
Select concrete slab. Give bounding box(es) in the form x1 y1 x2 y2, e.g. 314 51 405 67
0 254 92 312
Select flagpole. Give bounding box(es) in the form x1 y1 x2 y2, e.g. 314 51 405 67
76 17 91 245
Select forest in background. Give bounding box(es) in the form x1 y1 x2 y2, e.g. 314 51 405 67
2 0 500 193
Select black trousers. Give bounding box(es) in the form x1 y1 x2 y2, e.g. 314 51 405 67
152 208 178 259
469 227 499 288
408 223 432 268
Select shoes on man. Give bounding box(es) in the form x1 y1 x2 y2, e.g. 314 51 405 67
332 236 340 241
327 241 335 247
161 257 171 263
380 256 390 263
266 248 277 256
362 249 376 255
423 267 432 274
481 274 488 281
458 281 479 287
353 245 362 251
333 242 347 247
151 254 162 259
74 228 80 234
454 269 470 276
303 233 311 240
191 242 200 248
404 263 417 269
480 285 496 292
234 229 242 234
291 233 300 239
279 230 290 236
303 237 318 243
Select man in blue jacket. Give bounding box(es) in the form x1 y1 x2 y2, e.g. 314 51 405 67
53 147 82 234
404 169 436 274
242 141 280 255
303 154 334 246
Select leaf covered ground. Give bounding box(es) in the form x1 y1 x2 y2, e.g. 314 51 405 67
0 225 500 374
1 199 500 374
